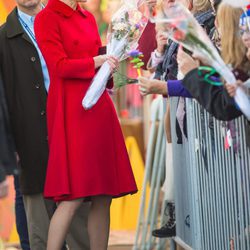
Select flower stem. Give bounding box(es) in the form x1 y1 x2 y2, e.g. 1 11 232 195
137 68 141 77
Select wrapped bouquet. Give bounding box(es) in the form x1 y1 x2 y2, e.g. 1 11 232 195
113 49 144 89
82 0 148 110
151 3 250 120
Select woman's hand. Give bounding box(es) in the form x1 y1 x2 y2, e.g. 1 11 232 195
225 80 243 97
191 50 212 67
177 47 199 75
93 55 108 68
107 56 119 73
93 55 119 72
138 76 168 96
156 31 168 55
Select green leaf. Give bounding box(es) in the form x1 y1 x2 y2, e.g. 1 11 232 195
131 58 140 63
125 12 129 21
137 62 144 67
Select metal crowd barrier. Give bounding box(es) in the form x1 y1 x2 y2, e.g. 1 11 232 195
134 96 250 250
171 98 250 250
133 96 167 250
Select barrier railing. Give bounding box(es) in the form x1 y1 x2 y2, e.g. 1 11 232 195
133 97 167 250
134 96 250 250
171 98 250 250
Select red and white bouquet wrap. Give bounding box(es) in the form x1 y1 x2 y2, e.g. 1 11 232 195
151 3 250 120
82 1 148 110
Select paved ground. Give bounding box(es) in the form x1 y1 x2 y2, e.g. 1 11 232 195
4 230 184 250
109 230 135 246
108 244 184 250
4 243 183 250
108 245 133 250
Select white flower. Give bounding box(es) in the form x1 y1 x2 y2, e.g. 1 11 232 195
131 11 142 23
113 22 129 31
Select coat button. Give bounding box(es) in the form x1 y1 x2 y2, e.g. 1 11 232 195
30 56 36 62
41 110 46 116
35 83 40 89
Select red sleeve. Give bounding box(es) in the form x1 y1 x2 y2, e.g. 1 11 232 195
34 11 95 80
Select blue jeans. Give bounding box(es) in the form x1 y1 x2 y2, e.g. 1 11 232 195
14 175 30 250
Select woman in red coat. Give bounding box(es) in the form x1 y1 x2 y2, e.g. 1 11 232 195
34 0 137 249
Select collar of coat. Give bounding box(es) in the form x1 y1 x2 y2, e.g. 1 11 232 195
4 8 34 46
5 8 26 39
47 0 88 18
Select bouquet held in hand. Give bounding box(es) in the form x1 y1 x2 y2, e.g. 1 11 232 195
82 1 148 110
151 3 250 120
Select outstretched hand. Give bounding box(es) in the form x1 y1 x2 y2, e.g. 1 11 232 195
225 80 243 97
138 76 168 96
156 31 168 55
177 47 199 75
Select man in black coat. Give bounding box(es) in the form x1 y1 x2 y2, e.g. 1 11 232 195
0 1 89 249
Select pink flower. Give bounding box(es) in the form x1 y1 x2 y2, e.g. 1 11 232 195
173 30 186 41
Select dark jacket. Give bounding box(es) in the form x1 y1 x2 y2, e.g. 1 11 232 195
0 71 17 182
0 168 6 183
0 8 48 194
182 68 244 121
154 9 215 143
183 67 250 148
155 9 215 81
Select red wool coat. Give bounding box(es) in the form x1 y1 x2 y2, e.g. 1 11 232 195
34 0 137 201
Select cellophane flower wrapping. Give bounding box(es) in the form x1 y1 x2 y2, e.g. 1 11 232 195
82 0 148 110
152 3 250 120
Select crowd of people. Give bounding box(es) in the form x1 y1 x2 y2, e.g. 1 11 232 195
0 0 250 249
137 0 250 240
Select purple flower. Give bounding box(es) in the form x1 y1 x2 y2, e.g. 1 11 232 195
128 49 142 57
135 23 140 29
